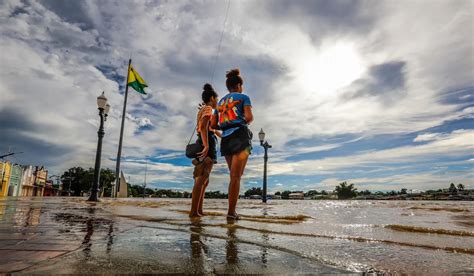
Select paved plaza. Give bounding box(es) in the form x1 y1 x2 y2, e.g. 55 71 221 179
0 197 349 274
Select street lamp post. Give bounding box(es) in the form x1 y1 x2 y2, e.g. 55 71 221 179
258 128 272 203
88 92 109 202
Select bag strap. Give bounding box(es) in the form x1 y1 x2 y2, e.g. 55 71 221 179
187 122 198 145
188 104 215 145
188 104 203 145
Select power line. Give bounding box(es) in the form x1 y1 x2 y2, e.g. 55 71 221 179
0 152 23 159
210 0 231 83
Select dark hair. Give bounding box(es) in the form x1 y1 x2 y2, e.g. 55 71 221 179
225 68 243 91
202 83 217 103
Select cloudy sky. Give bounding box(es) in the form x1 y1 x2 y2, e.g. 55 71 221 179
1 0 473 193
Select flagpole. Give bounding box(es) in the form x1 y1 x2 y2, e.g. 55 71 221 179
114 58 132 198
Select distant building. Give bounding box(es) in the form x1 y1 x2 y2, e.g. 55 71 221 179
33 166 48 196
8 164 23 196
43 180 60 196
20 165 35 196
249 195 262 199
289 192 304 200
0 162 12 197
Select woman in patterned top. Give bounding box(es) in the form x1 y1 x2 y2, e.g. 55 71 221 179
189 83 220 217
211 69 254 220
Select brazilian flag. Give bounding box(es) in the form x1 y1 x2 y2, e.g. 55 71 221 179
128 65 148 95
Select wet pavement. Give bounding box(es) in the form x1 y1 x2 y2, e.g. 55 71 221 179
0 197 350 274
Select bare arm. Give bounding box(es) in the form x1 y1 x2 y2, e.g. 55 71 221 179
244 105 254 124
198 116 210 159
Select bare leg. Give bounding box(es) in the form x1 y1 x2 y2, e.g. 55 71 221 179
190 176 205 217
198 178 209 215
225 155 232 171
227 150 249 217
190 158 213 217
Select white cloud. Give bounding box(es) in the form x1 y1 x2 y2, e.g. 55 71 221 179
0 0 472 192
413 133 448 142
262 129 474 177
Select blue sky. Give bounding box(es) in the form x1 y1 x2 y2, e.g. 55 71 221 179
0 0 473 192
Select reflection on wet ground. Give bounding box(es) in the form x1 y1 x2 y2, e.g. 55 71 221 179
0 197 348 274
0 197 473 274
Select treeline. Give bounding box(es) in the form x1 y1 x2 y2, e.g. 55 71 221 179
59 166 229 198
329 181 467 199
247 181 468 200
60 167 115 196
128 184 190 198
128 184 228 199
58 167 466 200
243 187 328 199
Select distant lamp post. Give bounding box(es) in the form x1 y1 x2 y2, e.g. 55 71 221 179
259 128 272 203
88 92 109 202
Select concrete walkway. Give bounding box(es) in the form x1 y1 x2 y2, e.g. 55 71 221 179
0 197 350 274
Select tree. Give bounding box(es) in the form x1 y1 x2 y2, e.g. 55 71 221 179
457 183 465 191
61 167 116 197
274 191 281 196
400 188 407 194
99 168 116 197
334 181 357 199
143 187 154 197
281 190 291 199
448 183 458 194
61 167 92 196
305 190 319 197
128 184 144 197
244 187 262 197
205 190 227 199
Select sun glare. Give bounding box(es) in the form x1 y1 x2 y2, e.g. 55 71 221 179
294 42 365 98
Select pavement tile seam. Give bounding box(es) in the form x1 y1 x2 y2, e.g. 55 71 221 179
1 224 138 271
0 248 77 252
2 251 72 273
0 261 33 273
24 241 82 245
11 239 112 273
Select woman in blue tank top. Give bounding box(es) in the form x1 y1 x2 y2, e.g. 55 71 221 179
211 69 254 220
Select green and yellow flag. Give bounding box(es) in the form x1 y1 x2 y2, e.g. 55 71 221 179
128 65 148 95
